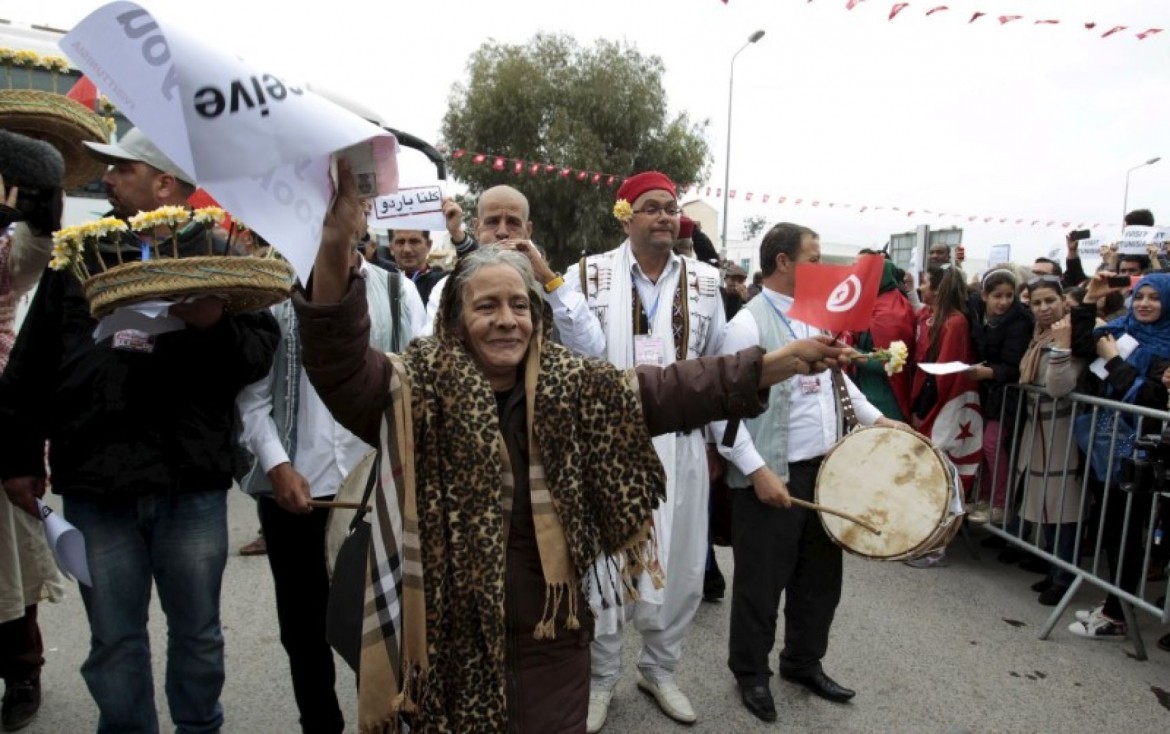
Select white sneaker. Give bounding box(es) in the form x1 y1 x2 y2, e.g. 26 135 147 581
1068 608 1127 640
636 673 697 724
586 689 613 733
1075 603 1104 624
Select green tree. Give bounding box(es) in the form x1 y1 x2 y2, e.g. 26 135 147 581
743 215 768 241
442 33 710 269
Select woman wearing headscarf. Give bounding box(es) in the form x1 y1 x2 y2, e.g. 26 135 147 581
1016 276 1086 606
1067 273 1170 640
292 167 853 733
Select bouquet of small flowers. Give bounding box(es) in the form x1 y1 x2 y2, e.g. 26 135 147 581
851 339 909 376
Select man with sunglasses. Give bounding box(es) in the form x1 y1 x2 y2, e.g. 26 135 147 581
552 171 727 731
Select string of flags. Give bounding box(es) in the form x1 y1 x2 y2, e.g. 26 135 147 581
718 1 1162 42
449 147 1117 231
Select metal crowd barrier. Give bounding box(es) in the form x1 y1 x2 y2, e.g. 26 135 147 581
972 383 1169 660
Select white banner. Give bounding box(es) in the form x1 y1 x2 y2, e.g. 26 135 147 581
60 2 398 278
988 243 1011 267
369 184 446 232
1119 226 1159 255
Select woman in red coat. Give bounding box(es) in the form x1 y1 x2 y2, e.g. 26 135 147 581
907 265 983 568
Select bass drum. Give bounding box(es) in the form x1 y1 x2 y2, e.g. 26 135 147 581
815 426 964 561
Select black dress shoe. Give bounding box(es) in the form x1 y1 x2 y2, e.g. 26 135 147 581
780 670 855 703
738 683 777 722
703 567 726 602
1 678 41 731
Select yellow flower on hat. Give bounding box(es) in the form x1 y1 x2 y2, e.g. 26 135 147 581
192 207 226 227
39 55 70 72
612 199 633 223
11 50 38 67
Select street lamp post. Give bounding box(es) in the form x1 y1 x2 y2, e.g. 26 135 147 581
720 29 765 260
1123 156 1161 222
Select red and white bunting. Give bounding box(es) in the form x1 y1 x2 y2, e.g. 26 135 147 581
715 1 1161 41
451 147 1115 229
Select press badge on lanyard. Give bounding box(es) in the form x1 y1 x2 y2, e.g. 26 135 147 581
635 335 666 366
111 329 157 353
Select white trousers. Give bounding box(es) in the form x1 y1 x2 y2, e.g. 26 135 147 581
590 434 708 688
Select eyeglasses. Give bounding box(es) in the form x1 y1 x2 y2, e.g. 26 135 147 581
632 203 683 218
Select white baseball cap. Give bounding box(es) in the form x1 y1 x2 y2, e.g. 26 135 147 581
83 127 196 185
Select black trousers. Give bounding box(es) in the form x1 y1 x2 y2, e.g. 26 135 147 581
0 604 42 682
258 495 344 734
728 459 842 685
1092 480 1157 620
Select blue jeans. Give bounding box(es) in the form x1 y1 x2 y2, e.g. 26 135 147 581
64 491 228 734
1043 522 1079 588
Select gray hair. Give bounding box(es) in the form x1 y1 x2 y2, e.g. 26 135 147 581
436 246 545 337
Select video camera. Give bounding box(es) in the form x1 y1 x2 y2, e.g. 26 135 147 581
1119 424 1170 494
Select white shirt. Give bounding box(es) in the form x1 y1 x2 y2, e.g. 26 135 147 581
238 370 372 498
709 287 882 478
236 260 417 498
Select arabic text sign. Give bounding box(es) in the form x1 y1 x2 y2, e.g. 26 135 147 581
371 185 446 232
988 244 1011 267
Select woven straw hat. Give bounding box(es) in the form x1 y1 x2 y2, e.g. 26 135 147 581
0 89 108 188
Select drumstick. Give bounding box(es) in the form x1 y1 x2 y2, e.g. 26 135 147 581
789 497 882 535
306 500 369 511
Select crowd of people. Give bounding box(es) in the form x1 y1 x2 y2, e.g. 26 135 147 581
0 89 1167 734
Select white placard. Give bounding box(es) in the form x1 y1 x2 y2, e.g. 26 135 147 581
1080 238 1102 253
1119 226 1157 255
60 2 399 279
918 361 976 376
37 500 92 587
370 185 446 232
1047 245 1063 261
1089 333 1140 380
988 244 1011 267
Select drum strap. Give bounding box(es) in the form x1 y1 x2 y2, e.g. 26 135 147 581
831 370 860 434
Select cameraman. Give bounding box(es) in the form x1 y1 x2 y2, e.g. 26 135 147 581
0 129 65 733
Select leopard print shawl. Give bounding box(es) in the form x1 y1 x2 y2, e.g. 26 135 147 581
368 332 665 732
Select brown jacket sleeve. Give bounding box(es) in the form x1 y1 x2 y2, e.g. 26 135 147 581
635 346 768 436
293 273 391 447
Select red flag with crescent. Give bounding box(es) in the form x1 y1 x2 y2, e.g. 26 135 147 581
789 255 884 333
911 312 983 491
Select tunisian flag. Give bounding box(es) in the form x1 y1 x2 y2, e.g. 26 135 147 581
911 310 983 492
789 254 884 333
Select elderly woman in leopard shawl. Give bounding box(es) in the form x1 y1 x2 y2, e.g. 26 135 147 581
293 166 853 733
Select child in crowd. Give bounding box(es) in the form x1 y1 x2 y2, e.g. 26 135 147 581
965 269 1033 525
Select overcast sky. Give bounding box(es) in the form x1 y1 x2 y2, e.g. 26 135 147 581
3 0 1167 264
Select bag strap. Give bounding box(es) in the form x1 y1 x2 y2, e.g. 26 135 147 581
348 450 381 533
832 370 861 433
388 272 402 353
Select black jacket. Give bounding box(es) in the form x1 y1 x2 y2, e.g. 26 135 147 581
968 296 1033 422
0 225 279 500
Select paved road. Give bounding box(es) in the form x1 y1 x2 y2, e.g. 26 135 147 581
24 490 1170 732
